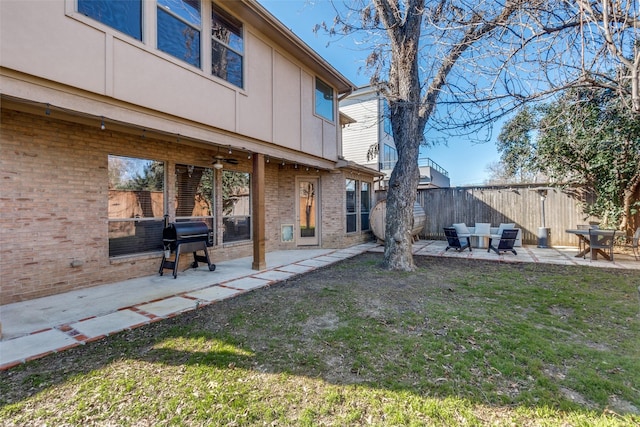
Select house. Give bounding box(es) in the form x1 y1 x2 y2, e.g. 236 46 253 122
339 86 450 190
0 0 381 304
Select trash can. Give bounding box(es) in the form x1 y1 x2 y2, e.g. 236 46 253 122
537 227 550 248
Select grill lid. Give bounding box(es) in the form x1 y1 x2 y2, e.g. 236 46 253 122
163 221 210 242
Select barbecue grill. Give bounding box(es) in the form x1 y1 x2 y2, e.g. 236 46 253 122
159 221 216 278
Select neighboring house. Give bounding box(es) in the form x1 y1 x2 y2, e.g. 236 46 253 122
339 86 450 190
0 0 381 304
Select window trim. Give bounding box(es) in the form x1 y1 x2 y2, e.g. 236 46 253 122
211 2 245 88
360 181 371 232
315 77 335 122
67 0 247 93
107 155 166 258
346 178 372 234
76 0 143 41
174 163 216 246
156 0 202 68
346 178 357 233
383 99 393 136
222 170 252 244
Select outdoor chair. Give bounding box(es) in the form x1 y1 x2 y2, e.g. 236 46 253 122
487 229 518 256
588 229 616 261
444 227 471 252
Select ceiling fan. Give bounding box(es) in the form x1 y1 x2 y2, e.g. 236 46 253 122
212 154 239 170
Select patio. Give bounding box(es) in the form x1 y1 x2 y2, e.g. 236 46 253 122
1 240 638 370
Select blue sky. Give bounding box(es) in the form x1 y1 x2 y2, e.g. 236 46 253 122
259 0 503 186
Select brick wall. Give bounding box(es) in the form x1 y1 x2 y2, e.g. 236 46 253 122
1 109 374 304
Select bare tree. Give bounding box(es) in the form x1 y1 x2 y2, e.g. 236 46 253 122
323 0 540 270
574 0 640 113
320 0 639 269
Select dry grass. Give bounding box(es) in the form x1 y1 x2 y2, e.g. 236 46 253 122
1 253 639 426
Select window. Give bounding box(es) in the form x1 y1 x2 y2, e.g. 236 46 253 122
360 182 370 231
108 155 165 257
211 4 244 87
175 164 215 244
383 99 393 136
315 78 334 121
346 179 357 233
346 179 372 233
157 0 201 68
381 144 397 170
78 0 142 40
222 171 251 242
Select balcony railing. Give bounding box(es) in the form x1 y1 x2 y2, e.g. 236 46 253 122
379 157 449 177
419 157 448 177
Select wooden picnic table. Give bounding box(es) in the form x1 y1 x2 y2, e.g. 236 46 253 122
565 229 612 260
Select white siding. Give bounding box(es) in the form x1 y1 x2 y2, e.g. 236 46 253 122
340 97 380 165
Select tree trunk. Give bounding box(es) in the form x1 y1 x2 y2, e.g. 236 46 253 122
375 0 424 271
371 0 520 270
383 131 420 271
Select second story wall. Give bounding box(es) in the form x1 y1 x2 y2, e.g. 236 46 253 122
0 0 349 162
340 97 380 166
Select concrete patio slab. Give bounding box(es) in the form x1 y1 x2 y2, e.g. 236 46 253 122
296 259 332 268
2 240 637 371
313 255 347 264
252 270 297 282
0 329 78 368
137 297 199 318
225 277 273 291
70 310 151 339
276 264 317 274
186 286 243 303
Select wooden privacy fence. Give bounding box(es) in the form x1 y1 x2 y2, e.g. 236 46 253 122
377 184 597 247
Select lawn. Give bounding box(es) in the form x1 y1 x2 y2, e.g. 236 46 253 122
1 253 639 426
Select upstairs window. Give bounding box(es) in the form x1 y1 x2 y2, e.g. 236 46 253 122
383 99 393 136
157 0 201 68
381 144 397 170
78 0 142 40
211 4 244 88
315 78 334 121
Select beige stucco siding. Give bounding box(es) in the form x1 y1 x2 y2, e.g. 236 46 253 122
238 33 273 142
301 71 323 157
0 1 107 94
112 40 239 132
273 52 302 148
0 0 340 161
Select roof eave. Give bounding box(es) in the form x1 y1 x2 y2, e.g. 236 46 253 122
223 0 356 94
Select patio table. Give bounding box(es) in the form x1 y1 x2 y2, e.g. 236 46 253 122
565 229 612 260
471 233 490 249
